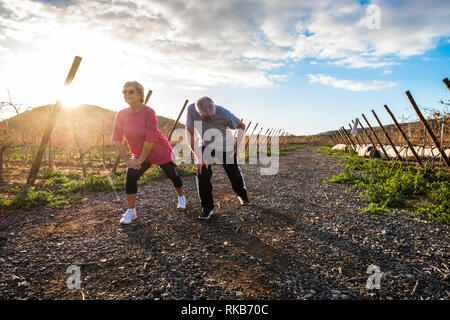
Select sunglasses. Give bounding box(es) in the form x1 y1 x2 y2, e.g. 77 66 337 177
122 89 135 95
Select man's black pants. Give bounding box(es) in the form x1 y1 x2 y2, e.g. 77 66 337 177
196 149 247 210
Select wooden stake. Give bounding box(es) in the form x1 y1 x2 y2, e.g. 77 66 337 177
341 127 357 150
244 121 252 135
443 78 450 90
144 90 153 105
348 123 362 147
361 114 390 160
371 110 402 161
405 91 450 169
337 129 349 148
352 120 367 145
167 99 189 142
27 56 82 185
251 127 264 154
334 132 343 145
339 128 354 151
357 121 376 148
330 134 337 145
246 122 258 149
384 104 423 167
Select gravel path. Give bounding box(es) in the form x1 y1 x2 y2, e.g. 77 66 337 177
0 145 448 300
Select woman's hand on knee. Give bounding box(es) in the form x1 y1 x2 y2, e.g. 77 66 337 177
126 157 142 169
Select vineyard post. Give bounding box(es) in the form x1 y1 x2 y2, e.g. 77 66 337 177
242 121 252 150
278 131 284 146
102 111 106 166
246 122 258 149
329 133 336 145
352 120 367 145
266 128 273 147
371 110 402 161
339 128 355 150
335 130 345 145
168 99 189 142
328 133 334 145
405 91 450 169
260 128 270 153
250 127 263 155
27 56 82 185
384 104 423 167
244 121 252 135
267 128 274 145
144 90 153 105
281 131 288 145
341 126 357 150
443 78 450 90
279 131 285 145
348 123 363 147
0 147 5 183
334 132 344 145
337 129 349 149
257 128 266 154
272 129 280 144
361 114 390 160
357 121 376 148
336 132 342 145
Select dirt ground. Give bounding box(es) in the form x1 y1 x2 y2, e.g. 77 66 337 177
0 145 448 300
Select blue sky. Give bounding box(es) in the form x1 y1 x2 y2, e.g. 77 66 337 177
0 0 449 135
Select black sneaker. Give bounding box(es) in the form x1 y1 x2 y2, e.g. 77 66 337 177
198 208 213 220
238 195 250 206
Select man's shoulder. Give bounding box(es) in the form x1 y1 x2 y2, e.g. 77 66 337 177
216 105 234 113
187 103 199 116
214 105 235 118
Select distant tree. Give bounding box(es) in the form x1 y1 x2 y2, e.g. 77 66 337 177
0 121 14 183
0 89 23 119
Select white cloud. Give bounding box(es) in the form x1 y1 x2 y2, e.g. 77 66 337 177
0 0 448 99
308 73 397 91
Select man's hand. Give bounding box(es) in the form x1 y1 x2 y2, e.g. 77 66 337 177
196 157 209 175
126 157 143 170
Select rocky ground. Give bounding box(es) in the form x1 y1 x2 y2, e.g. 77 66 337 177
0 145 448 300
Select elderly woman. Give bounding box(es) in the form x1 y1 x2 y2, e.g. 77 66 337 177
112 81 186 224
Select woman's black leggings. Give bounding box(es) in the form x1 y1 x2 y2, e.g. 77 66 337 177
126 161 183 194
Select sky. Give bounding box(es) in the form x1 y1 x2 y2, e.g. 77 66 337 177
0 0 449 135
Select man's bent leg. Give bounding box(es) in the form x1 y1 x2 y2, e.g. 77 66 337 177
221 151 248 199
196 165 214 210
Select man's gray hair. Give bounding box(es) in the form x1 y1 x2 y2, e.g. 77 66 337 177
195 97 216 117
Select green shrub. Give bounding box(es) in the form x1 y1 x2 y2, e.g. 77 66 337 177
325 148 449 225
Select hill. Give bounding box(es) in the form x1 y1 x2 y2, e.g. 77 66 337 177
0 104 185 148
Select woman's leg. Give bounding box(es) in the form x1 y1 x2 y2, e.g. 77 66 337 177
159 162 186 209
159 161 185 197
125 161 152 208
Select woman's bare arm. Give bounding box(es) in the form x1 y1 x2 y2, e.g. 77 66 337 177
114 140 131 163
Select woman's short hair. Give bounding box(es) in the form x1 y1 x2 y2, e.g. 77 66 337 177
195 97 216 117
123 81 144 103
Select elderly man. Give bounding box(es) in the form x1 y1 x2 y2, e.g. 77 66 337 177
186 97 249 220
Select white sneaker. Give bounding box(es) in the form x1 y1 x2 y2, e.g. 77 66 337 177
177 196 186 210
120 208 137 224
